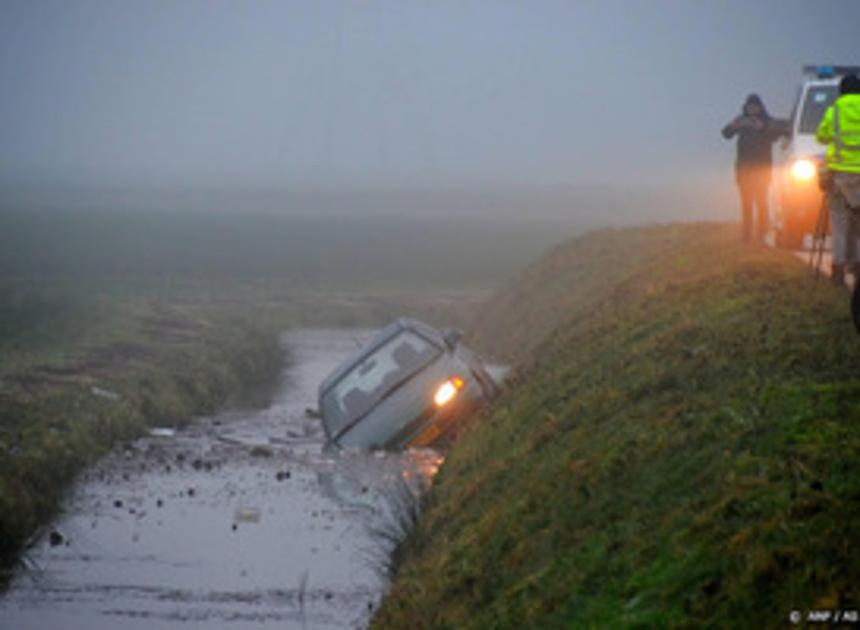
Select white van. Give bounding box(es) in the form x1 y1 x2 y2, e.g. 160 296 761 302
774 65 859 249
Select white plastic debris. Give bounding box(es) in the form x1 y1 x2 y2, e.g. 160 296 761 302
234 507 261 524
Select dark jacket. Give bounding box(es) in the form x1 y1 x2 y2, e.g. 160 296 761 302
722 96 788 170
722 116 787 169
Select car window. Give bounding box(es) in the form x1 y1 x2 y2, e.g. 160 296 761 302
798 85 838 134
321 330 441 437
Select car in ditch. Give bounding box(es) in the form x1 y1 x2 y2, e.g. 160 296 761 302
318 318 497 450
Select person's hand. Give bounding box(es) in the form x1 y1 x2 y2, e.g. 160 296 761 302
734 116 754 129
736 116 766 130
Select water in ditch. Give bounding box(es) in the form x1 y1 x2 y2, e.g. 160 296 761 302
0 329 443 629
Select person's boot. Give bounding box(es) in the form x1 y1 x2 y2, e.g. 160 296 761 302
832 263 845 287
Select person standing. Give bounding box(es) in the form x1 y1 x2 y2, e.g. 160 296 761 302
816 74 860 286
722 94 788 242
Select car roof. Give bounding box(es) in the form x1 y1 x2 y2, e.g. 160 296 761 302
803 79 840 88
318 318 445 397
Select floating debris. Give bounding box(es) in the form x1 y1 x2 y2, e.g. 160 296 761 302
149 427 175 438
249 445 273 458
234 507 261 524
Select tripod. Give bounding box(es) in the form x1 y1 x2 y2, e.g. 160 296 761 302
809 193 830 282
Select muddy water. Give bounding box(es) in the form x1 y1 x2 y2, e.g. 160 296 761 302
0 330 442 630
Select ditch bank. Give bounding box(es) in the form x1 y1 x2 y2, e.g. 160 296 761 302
374 223 860 628
0 312 282 582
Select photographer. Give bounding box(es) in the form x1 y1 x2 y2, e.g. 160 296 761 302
722 94 789 243
816 74 860 288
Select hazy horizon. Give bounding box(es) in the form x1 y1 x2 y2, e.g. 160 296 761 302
2 0 858 223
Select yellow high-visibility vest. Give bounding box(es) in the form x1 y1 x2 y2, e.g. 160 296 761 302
817 94 860 173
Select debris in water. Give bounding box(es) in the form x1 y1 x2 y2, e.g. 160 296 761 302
275 470 291 482
150 427 175 438
114 499 123 508
250 445 273 458
48 531 64 547
234 507 261 524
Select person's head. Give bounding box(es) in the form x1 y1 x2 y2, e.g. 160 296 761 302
840 74 860 95
743 93 767 117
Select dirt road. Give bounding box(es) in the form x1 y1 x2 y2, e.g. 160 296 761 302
0 329 442 629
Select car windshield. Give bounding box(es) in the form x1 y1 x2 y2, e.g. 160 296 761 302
321 330 441 438
798 85 839 134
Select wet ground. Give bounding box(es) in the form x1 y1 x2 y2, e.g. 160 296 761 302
0 329 443 630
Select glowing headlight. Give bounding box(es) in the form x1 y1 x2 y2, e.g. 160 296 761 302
433 376 465 407
790 158 817 182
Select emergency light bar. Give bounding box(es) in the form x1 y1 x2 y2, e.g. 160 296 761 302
802 65 860 79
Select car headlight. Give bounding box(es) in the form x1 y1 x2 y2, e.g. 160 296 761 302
790 158 817 182
433 376 465 407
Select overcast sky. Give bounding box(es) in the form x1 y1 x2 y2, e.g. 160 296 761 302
1 0 858 195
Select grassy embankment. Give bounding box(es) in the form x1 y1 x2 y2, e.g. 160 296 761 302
0 279 287 578
374 223 860 628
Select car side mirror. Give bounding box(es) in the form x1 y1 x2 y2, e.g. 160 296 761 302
443 328 463 351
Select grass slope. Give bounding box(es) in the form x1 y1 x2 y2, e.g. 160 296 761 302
0 286 283 577
374 223 860 629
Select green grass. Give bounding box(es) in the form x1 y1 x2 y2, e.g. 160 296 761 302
374 223 860 629
0 281 286 578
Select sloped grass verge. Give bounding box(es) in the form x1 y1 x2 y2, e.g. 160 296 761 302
374 224 860 628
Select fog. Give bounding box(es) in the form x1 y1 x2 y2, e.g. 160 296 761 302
2 5 859 625
1 1 858 281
